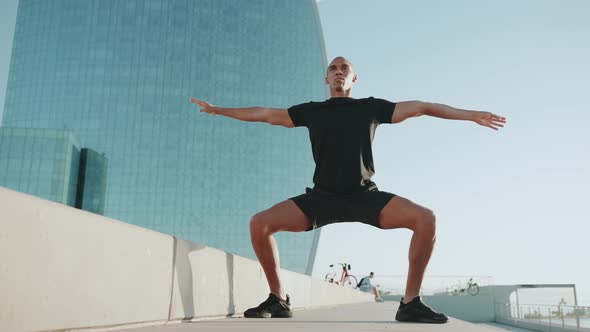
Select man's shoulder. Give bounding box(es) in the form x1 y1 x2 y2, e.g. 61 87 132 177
296 96 383 103
291 96 390 110
290 100 322 109
338 97 388 104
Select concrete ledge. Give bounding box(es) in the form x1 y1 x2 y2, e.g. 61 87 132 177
0 187 372 332
0 187 175 332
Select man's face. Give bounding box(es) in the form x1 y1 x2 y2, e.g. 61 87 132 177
325 57 357 92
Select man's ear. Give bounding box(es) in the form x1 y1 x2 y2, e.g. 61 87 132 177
325 77 329 85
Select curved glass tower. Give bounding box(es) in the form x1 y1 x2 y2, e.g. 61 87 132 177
2 0 328 274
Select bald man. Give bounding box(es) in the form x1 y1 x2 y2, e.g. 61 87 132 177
190 56 506 323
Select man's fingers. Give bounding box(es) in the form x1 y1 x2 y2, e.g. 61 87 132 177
492 115 506 123
483 121 499 130
189 97 207 107
477 113 505 130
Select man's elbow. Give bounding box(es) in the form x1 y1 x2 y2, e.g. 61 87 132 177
408 101 433 116
419 102 435 116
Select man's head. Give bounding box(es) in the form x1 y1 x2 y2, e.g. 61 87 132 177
369 272 375 278
325 56 357 94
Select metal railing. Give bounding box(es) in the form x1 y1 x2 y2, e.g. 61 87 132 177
371 275 494 297
496 302 590 332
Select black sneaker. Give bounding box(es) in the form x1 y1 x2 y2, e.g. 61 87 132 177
395 296 448 323
243 293 292 318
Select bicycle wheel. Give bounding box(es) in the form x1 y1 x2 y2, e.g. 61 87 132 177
468 283 480 296
324 273 335 283
343 275 358 289
450 287 461 296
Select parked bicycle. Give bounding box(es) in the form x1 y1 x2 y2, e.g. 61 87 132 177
324 263 358 289
449 277 480 296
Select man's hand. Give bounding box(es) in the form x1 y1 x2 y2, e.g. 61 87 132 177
189 97 217 115
472 111 506 131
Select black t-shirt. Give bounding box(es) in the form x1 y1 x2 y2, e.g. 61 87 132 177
288 97 396 194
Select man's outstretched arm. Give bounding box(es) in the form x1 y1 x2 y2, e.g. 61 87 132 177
392 101 506 130
189 97 295 128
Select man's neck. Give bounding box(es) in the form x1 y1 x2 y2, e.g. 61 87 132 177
330 89 352 98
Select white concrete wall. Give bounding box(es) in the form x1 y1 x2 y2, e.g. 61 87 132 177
0 187 372 332
169 239 371 320
0 187 175 332
423 287 495 323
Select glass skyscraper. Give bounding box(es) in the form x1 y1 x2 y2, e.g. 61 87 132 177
1 0 328 274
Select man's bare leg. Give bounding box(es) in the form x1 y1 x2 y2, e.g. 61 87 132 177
373 287 384 301
250 199 312 299
378 196 437 304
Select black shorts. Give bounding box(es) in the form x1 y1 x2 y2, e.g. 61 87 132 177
289 185 396 231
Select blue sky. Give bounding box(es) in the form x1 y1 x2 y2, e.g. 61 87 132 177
1 0 588 304
313 0 590 304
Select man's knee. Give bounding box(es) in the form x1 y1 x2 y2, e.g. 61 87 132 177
250 212 272 236
415 208 436 233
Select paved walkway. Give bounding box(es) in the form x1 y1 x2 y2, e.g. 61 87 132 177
116 302 519 332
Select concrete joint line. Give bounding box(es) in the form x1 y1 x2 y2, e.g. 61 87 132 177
167 236 178 321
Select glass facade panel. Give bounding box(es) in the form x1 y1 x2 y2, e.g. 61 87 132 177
1 0 328 274
0 127 80 205
75 148 108 215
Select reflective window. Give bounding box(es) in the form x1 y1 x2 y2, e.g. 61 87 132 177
1 0 328 274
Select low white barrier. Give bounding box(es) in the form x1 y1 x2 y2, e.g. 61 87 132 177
0 187 372 332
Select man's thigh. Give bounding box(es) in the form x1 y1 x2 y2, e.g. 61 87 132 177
359 286 373 294
254 199 313 233
377 196 433 230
